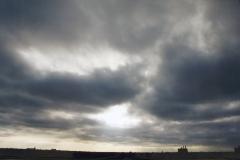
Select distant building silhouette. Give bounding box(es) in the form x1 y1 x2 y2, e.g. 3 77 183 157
235 145 240 153
178 145 188 153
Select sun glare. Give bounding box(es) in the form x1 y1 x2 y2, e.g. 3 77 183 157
90 104 140 129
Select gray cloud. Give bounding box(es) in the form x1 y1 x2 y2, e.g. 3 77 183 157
0 0 90 47
0 0 198 53
0 0 240 150
23 67 141 106
145 0 240 122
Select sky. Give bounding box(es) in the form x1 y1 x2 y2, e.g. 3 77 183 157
0 0 240 152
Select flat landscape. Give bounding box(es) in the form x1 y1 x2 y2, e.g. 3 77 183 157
0 149 240 160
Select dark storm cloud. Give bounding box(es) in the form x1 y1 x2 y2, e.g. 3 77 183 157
0 0 143 127
0 108 100 131
0 0 90 46
126 0 240 149
0 92 47 110
0 40 142 133
146 42 240 121
161 45 240 102
144 0 240 122
0 0 240 150
0 62 141 128
0 44 141 111
23 67 141 106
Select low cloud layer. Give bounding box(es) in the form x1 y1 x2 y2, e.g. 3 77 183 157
0 0 240 151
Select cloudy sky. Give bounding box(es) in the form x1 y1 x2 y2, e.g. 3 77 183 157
0 0 240 152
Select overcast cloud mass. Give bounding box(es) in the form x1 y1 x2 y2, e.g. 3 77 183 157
0 0 240 152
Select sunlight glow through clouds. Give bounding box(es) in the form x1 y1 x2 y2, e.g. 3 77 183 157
1 0 239 152
89 104 141 129
17 46 137 75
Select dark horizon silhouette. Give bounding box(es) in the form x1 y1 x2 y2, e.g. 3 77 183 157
1 0 240 156
0 147 240 160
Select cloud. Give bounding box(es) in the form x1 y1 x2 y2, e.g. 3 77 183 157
0 0 90 47
0 0 198 53
0 0 240 150
143 0 240 122
23 67 142 106
0 55 142 128
0 0 145 145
